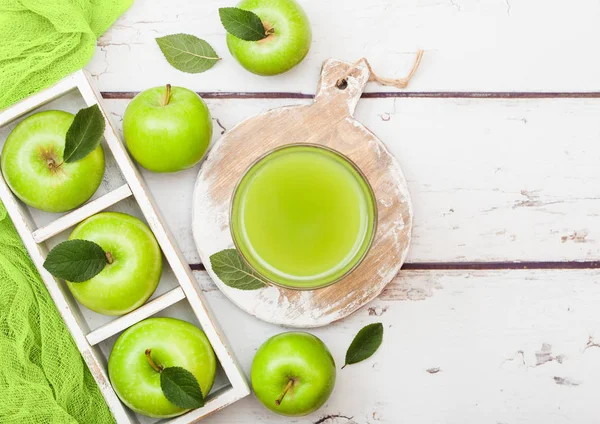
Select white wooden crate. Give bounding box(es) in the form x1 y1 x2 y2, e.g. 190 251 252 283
0 71 250 423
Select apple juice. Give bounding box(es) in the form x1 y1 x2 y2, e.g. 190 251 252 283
231 144 376 289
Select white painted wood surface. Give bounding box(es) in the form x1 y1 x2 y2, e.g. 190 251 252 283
192 269 600 424
5 0 600 421
91 0 600 92
101 97 600 264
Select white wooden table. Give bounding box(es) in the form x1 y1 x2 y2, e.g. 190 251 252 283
88 1 600 422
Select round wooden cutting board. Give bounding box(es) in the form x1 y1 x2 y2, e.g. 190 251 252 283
192 58 412 327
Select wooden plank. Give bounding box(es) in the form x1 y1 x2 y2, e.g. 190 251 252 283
101 97 600 264
90 0 600 93
186 269 600 424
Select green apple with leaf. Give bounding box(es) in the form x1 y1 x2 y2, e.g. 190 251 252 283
43 212 162 316
123 84 212 173
219 0 312 75
108 317 216 418
251 332 336 416
1 106 105 213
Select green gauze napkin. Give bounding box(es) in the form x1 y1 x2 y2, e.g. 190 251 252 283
0 206 116 424
0 0 132 422
0 0 132 109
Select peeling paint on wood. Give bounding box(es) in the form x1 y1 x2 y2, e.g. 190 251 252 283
368 306 388 316
313 415 356 424
379 276 442 301
561 229 589 244
535 343 565 366
554 376 580 387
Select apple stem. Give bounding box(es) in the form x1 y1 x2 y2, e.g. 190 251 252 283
145 349 163 373
161 84 172 107
46 158 64 170
275 379 294 406
262 21 275 37
105 252 114 264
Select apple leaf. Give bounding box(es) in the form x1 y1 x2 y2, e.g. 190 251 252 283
343 323 384 369
219 7 267 41
43 240 108 282
209 249 267 290
63 104 105 163
156 34 220 74
160 367 204 409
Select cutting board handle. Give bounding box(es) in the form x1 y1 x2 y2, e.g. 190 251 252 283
314 59 370 118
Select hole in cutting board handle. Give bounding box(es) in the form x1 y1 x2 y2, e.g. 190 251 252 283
336 78 348 90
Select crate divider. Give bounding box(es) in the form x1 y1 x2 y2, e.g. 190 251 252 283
32 184 133 243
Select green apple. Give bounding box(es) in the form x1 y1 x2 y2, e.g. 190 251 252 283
1 110 105 213
123 85 212 173
67 212 162 316
226 0 312 76
251 332 336 416
109 317 217 418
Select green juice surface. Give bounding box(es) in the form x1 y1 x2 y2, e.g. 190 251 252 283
231 145 376 289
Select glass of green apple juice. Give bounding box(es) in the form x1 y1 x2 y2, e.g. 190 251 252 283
230 144 377 290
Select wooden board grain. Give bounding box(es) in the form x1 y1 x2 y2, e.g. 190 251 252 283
192 59 412 327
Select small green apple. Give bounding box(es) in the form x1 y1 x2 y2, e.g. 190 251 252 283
123 85 212 173
226 0 312 76
1 110 105 213
67 212 162 315
251 332 336 416
109 317 217 418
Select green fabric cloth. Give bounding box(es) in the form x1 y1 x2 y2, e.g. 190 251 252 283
0 0 133 110
0 0 132 422
0 204 116 424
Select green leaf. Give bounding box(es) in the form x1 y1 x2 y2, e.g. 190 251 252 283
156 34 220 74
209 249 266 290
160 367 204 409
43 240 107 282
343 323 384 368
63 104 105 163
219 7 267 41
